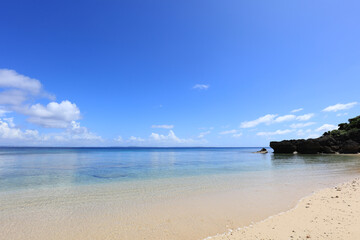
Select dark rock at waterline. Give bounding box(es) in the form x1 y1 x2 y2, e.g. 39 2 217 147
270 140 297 153
270 115 360 154
340 140 360 154
297 140 322 154
321 146 336 154
254 148 268 153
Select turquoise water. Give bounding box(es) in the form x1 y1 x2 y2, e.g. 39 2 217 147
1 147 360 192
2 147 360 240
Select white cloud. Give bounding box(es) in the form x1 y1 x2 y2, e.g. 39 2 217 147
296 113 314 121
198 131 211 138
240 114 278 128
114 136 123 142
0 119 25 139
291 108 303 113
0 89 28 105
150 130 185 143
0 117 102 144
0 118 44 141
290 122 315 128
3 118 15 127
0 69 54 104
232 133 243 138
24 100 81 128
0 69 85 130
219 129 237 135
65 121 102 141
151 124 174 129
125 130 201 146
240 113 314 128
316 124 338 132
274 114 296 123
257 129 293 136
0 69 102 145
0 69 42 94
322 102 358 112
128 136 145 142
193 84 209 90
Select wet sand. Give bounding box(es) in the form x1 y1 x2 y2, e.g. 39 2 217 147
208 177 360 240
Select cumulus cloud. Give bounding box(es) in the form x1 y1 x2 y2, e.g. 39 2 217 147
316 124 338 132
0 69 83 129
257 129 293 136
0 119 26 139
3 117 15 127
322 102 358 112
65 121 102 140
0 117 102 145
0 69 102 145
0 89 28 105
0 69 42 94
0 69 54 103
193 84 209 90
23 100 81 128
290 122 315 128
151 124 174 129
291 108 303 113
0 118 43 141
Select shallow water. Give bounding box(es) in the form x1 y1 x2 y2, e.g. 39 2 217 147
1 147 360 240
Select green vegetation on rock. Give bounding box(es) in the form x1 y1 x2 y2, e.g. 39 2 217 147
271 115 360 154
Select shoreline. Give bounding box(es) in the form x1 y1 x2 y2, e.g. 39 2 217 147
205 176 360 240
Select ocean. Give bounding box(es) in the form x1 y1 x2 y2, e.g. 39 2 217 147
1 147 360 239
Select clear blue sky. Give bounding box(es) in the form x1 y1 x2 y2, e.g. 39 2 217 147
0 0 359 146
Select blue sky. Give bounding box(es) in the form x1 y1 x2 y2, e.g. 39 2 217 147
0 0 359 147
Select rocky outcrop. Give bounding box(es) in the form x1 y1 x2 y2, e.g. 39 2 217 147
270 115 360 154
270 140 297 153
297 139 322 154
340 140 360 154
254 148 268 154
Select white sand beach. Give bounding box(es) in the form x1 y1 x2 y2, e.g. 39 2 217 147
208 177 360 240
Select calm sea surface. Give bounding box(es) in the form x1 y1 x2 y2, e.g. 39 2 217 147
1 147 360 192
1 147 360 240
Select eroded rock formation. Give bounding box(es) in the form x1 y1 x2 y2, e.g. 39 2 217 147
270 116 360 154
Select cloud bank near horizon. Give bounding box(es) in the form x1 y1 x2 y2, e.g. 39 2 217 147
0 69 358 146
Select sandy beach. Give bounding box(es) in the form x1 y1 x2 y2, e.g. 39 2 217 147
208 177 360 240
